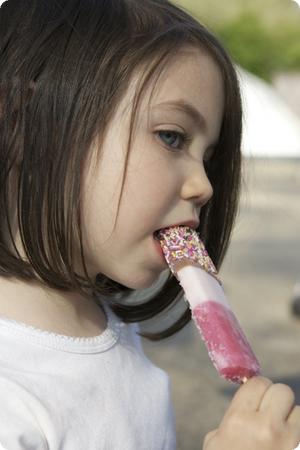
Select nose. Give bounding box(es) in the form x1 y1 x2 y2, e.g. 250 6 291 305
180 163 213 207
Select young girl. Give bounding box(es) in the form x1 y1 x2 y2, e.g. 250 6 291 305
0 0 299 449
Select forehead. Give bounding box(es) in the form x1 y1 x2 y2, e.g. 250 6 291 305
123 46 225 141
149 47 223 100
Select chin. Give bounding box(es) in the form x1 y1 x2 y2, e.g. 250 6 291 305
121 271 163 291
95 263 166 292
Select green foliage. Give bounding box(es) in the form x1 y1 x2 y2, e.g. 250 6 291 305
213 10 300 80
274 24 300 70
215 11 277 80
173 0 300 80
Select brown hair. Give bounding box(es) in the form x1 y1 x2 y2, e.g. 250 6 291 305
0 0 242 340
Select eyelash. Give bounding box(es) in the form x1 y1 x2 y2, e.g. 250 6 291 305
156 130 213 169
156 129 192 151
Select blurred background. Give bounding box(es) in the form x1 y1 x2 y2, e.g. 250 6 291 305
140 0 300 448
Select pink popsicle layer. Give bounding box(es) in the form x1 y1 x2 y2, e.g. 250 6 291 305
155 226 261 384
192 300 260 383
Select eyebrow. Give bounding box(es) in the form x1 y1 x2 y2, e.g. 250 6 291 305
152 99 207 132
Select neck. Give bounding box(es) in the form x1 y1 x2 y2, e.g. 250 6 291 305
0 276 107 337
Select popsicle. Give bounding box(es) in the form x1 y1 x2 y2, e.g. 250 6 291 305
155 226 261 384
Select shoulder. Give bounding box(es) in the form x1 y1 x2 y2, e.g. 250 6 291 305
0 375 49 450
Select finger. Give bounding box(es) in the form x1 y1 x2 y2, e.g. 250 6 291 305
224 376 273 417
288 407 300 450
287 405 300 430
259 383 295 421
203 429 218 448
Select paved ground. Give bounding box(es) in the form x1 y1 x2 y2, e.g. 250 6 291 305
141 158 300 450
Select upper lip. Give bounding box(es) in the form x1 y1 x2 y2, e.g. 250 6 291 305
156 220 200 233
169 220 200 229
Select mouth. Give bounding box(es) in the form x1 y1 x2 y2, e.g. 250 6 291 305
153 230 161 241
153 221 200 241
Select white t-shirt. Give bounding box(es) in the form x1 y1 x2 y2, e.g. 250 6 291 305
0 301 176 450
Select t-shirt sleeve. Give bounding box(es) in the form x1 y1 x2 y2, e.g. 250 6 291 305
0 375 48 450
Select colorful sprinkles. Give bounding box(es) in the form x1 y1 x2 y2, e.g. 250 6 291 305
156 226 221 285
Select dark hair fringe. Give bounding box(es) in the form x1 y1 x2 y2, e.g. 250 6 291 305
0 0 242 340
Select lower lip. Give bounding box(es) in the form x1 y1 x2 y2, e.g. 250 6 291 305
153 237 166 263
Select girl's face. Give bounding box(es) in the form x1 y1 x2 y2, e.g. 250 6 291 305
81 46 224 289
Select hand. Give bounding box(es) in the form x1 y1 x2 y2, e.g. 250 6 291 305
203 376 300 450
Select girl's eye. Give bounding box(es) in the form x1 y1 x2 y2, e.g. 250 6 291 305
156 130 190 151
155 130 214 172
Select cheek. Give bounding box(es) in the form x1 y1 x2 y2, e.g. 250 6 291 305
118 153 176 227
81 158 125 248
125 137 173 195
128 146 166 195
